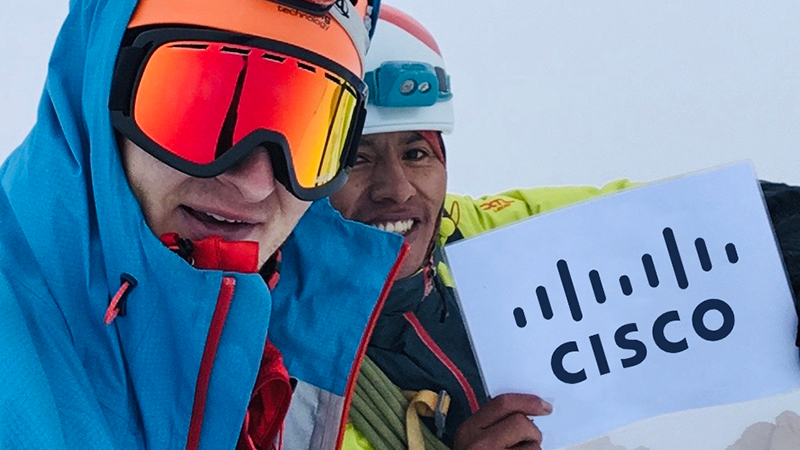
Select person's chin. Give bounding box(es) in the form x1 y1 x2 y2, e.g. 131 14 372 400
399 233 432 277
401 225 422 251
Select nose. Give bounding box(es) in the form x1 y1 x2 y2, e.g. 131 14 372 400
370 159 415 204
216 148 277 203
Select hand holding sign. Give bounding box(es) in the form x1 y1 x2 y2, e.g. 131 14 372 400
454 394 552 450
446 163 800 450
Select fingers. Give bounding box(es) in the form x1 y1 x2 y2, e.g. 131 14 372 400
454 394 551 450
455 413 543 450
487 412 543 447
469 394 553 430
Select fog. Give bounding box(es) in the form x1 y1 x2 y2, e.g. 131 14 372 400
2 1 798 195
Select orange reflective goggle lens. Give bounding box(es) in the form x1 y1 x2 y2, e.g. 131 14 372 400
110 29 367 200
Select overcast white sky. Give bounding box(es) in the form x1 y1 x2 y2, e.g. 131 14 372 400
1 1 798 195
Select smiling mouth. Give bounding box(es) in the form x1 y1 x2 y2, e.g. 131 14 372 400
181 205 255 229
372 219 416 236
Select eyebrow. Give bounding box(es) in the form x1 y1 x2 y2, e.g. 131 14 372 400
358 133 427 148
405 133 427 145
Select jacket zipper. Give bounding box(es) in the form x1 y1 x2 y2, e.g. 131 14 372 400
334 244 410 449
402 311 480 414
185 276 237 450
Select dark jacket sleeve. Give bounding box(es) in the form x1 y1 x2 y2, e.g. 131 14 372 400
760 181 800 347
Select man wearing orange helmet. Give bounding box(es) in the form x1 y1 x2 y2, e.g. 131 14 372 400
0 0 404 449
332 5 800 450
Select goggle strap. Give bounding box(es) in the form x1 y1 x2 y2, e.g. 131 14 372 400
268 0 369 59
109 46 147 113
328 1 370 60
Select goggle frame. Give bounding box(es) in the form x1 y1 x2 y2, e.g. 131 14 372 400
109 27 369 201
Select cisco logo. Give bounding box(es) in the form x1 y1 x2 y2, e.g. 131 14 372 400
513 227 740 385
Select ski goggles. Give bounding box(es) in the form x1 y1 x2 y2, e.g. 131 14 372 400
110 28 368 201
365 61 452 108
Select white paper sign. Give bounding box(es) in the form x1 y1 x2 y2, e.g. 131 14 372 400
446 163 800 450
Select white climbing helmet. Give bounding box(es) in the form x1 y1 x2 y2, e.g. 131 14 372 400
363 4 454 135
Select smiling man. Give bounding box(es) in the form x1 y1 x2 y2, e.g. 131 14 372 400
332 7 800 450
0 0 404 449
333 130 447 279
330 6 635 450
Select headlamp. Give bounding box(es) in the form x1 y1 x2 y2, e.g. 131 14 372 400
365 60 452 108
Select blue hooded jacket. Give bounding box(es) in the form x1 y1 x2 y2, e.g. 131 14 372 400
0 0 402 448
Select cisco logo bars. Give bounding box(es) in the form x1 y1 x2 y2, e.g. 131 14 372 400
513 227 740 385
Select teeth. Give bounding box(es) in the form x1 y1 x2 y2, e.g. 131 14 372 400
374 220 414 235
204 212 245 224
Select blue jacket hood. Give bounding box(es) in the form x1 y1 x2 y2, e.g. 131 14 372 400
0 0 401 448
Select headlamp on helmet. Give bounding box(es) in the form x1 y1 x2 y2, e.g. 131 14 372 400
365 61 451 108
361 5 454 135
